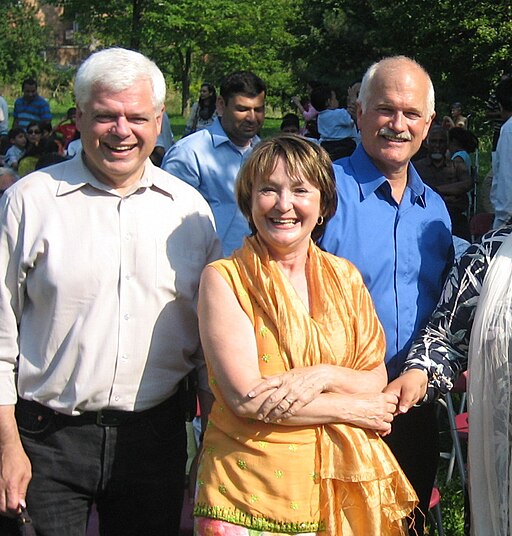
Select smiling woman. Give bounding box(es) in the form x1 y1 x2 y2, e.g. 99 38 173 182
193 134 418 535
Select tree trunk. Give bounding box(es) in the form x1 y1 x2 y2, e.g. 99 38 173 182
181 47 192 115
130 0 145 50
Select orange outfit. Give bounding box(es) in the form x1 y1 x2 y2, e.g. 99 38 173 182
195 236 417 534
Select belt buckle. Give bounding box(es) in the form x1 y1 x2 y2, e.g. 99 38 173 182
95 409 127 427
96 409 108 427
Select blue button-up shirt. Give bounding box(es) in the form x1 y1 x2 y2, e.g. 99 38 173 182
162 118 259 256
320 144 453 380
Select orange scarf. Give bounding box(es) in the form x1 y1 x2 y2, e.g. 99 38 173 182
196 236 417 534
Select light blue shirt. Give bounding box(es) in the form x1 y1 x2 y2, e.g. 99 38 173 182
0 96 8 134
317 108 357 142
156 112 174 152
162 118 258 256
491 116 512 228
319 144 453 380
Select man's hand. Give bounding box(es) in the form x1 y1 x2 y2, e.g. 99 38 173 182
0 406 32 517
383 369 428 415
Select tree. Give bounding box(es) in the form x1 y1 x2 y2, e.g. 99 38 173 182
285 0 380 96
368 0 512 115
286 0 512 127
0 1 49 86
47 0 297 113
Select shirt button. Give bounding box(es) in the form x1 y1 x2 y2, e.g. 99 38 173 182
114 395 120 402
125 273 131 280
121 353 128 360
124 313 130 320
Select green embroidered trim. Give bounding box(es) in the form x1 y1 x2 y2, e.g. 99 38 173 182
194 503 325 533
261 353 271 363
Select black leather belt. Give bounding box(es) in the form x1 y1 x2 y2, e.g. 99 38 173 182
16 393 181 427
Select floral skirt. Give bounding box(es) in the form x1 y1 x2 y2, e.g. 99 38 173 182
194 517 318 535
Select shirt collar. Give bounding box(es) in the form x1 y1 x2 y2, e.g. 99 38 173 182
349 144 426 206
55 151 175 199
209 117 260 151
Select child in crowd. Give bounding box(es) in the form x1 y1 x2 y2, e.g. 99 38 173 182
448 127 479 172
280 113 301 134
53 107 77 149
4 127 27 170
310 85 358 161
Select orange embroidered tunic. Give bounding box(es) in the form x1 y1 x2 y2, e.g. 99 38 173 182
195 237 417 534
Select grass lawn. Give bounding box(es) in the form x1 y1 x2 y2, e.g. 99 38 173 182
168 113 282 141
433 396 467 535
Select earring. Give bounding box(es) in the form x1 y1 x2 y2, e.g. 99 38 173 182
317 216 324 226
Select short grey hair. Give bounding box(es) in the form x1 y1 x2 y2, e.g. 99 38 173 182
0 167 17 179
0 167 17 194
358 55 435 119
74 47 166 111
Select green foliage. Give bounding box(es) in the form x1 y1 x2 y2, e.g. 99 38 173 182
287 0 512 117
367 0 512 110
0 1 49 86
437 477 465 535
46 0 297 112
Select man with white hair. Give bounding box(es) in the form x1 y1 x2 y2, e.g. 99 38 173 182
0 167 16 196
0 47 220 535
320 56 453 534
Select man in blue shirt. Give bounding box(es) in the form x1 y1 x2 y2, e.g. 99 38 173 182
12 78 52 130
162 71 266 256
320 56 453 535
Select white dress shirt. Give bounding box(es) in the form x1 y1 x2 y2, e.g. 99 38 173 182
491 115 512 228
0 153 221 414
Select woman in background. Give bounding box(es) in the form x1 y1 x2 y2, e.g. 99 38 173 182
184 83 217 135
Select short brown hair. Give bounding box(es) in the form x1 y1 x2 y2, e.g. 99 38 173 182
236 134 337 241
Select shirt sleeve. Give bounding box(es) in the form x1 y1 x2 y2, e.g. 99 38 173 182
161 144 201 190
302 105 318 122
403 228 511 402
40 98 52 122
0 194 25 404
12 99 20 121
336 108 353 127
491 127 512 228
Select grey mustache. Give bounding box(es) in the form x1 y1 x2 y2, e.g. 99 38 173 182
378 127 412 141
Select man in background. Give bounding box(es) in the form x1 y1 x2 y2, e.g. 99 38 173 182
415 125 473 240
490 77 512 229
162 71 266 256
12 78 52 130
